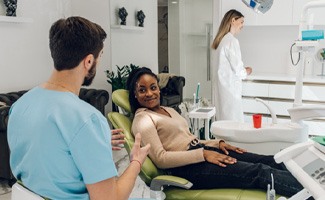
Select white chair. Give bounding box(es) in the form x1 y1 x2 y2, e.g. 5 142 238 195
11 183 44 200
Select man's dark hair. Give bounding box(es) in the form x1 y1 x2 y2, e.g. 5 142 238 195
49 16 107 71
126 67 161 114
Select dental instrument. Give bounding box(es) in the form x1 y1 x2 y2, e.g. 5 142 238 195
269 173 276 200
196 82 200 104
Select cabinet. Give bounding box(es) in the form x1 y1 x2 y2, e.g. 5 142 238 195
242 75 325 136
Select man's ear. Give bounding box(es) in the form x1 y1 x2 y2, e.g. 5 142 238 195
84 54 95 70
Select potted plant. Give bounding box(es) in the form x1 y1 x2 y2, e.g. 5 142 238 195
105 63 139 91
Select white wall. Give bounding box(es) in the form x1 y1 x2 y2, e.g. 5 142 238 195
70 0 111 92
0 0 110 93
0 0 71 93
109 0 158 74
238 25 325 76
0 0 158 113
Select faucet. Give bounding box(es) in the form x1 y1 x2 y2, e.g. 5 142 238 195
255 98 278 124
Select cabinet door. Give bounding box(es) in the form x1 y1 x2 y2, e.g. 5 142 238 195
242 82 269 97
220 0 257 25
302 85 325 101
292 0 325 26
269 84 295 99
268 83 325 102
256 0 293 25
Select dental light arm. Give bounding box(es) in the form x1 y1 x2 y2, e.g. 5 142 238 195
293 0 325 107
298 0 325 41
241 0 273 14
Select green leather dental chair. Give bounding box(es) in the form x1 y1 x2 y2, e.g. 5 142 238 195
108 89 277 200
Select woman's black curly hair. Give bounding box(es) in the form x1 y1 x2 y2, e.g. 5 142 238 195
126 67 162 114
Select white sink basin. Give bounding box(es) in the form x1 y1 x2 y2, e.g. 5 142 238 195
211 120 308 143
211 120 309 155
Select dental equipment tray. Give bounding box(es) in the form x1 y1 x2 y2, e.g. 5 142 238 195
195 108 213 113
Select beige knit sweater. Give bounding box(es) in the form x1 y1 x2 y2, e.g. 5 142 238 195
132 106 221 169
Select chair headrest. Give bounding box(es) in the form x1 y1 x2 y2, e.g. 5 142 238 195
112 89 131 114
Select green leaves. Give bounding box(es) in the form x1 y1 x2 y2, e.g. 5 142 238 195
105 64 139 91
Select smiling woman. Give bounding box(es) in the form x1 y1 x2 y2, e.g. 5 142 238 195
126 67 304 198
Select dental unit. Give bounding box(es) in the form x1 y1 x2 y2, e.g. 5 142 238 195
212 1 325 199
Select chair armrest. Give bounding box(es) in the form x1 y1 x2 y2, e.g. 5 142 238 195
150 175 193 191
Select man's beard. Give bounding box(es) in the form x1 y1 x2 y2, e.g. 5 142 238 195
82 61 97 86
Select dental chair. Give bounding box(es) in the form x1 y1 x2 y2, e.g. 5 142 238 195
108 89 279 200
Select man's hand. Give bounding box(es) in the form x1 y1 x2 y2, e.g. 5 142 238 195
130 133 150 165
111 129 125 150
203 149 236 167
219 141 247 155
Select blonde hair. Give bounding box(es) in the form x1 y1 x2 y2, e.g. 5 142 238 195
211 9 244 50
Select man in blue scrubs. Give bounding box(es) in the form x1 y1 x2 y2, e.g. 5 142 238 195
8 16 150 199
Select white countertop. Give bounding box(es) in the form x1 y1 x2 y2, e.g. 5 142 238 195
245 73 325 84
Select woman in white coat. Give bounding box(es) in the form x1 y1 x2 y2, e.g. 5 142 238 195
212 9 252 122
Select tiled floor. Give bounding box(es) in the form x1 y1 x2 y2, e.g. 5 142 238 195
0 179 11 200
0 148 150 199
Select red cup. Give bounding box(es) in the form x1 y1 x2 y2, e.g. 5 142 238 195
252 114 262 128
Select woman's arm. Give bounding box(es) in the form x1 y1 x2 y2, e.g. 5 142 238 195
225 38 247 79
132 113 205 169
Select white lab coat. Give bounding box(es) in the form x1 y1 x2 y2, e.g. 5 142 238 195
212 32 247 122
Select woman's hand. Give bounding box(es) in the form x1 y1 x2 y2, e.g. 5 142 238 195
111 129 126 150
219 141 247 155
203 149 237 167
130 133 151 165
245 67 252 75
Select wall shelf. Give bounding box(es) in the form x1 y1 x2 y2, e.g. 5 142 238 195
111 25 144 31
0 16 33 23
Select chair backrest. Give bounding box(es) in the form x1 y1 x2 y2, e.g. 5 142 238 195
108 89 165 186
112 89 131 115
11 182 45 200
108 112 164 186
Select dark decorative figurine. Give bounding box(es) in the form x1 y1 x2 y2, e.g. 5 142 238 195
137 10 145 27
3 0 17 16
118 7 128 25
